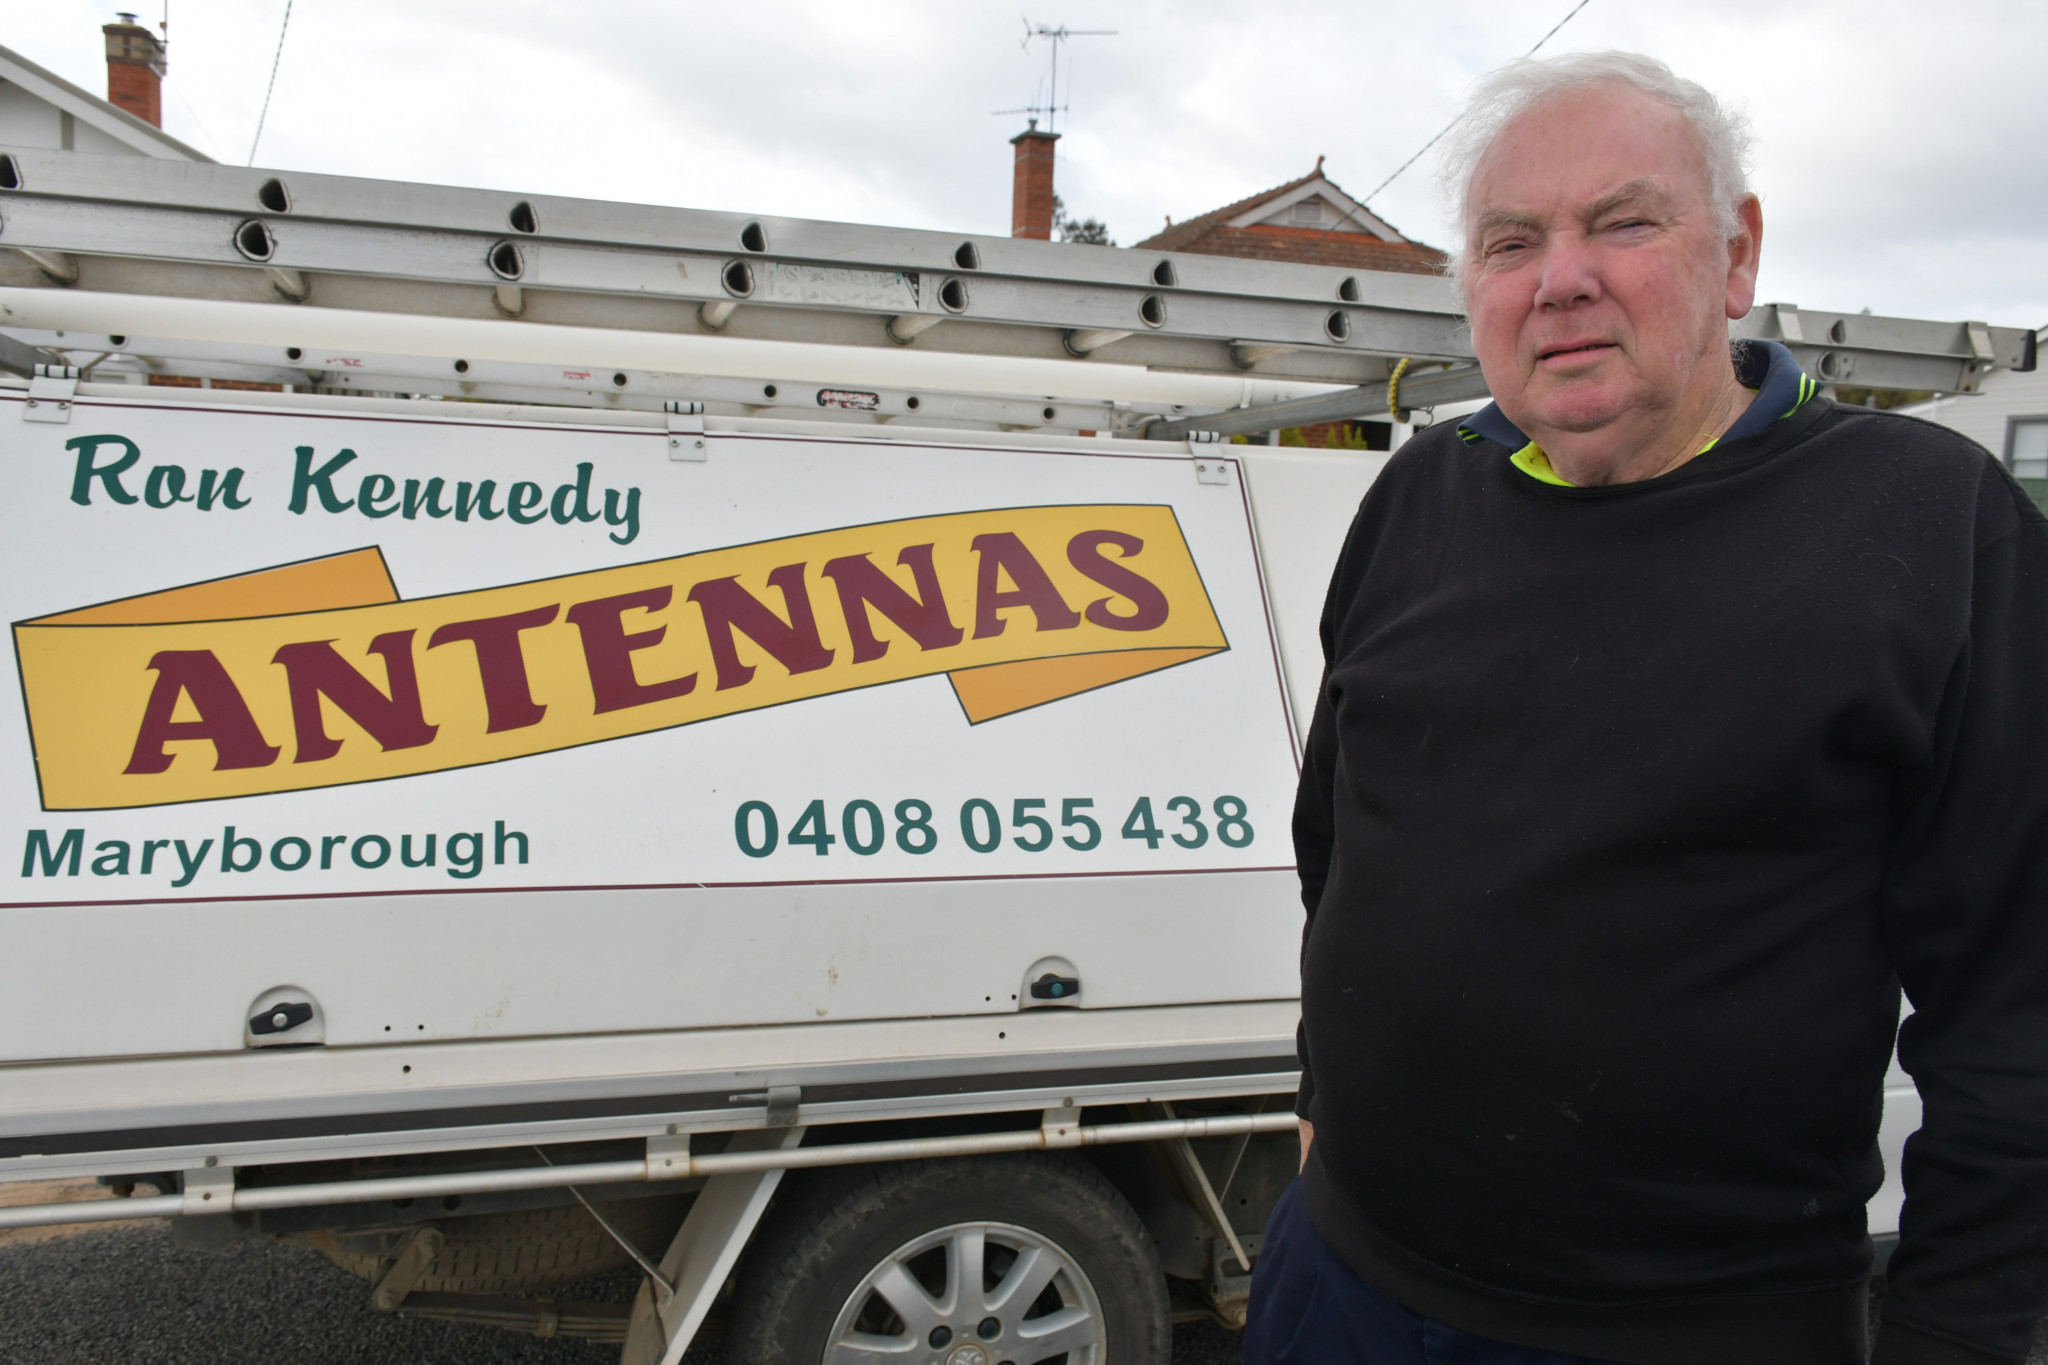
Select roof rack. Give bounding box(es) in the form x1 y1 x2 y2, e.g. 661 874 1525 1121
0 149 2033 435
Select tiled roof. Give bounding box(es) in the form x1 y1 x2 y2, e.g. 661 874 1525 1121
1137 170 1327 253
1134 169 1447 277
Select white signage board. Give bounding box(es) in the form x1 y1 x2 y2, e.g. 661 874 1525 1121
5 396 1300 901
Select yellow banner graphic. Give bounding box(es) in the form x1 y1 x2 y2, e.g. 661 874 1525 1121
15 504 1227 810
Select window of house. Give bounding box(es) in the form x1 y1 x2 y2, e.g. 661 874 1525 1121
2012 418 2048 480
1291 200 1323 224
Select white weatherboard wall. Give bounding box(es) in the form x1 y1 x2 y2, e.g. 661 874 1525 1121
0 81 138 158
1901 349 2048 461
0 45 209 162
1 392 1314 1062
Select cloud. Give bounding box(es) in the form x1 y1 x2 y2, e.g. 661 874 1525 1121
22 0 2048 326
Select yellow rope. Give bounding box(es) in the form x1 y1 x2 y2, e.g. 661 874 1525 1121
1387 357 1413 418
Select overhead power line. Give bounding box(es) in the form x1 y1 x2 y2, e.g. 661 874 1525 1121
247 0 295 166
163 75 227 161
1280 0 1595 264
1525 0 1598 56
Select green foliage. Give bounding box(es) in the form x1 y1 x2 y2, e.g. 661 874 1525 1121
1051 194 1115 247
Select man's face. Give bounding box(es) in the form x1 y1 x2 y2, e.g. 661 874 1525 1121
1463 84 1757 443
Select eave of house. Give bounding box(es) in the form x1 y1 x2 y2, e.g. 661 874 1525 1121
0 43 210 162
1224 177 1405 242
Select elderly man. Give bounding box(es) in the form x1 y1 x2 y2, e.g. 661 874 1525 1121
1246 50 2048 1365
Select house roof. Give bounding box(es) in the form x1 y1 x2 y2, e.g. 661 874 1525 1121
1135 166 1445 276
0 42 210 162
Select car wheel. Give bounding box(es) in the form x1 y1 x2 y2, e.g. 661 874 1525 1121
726 1153 1171 1364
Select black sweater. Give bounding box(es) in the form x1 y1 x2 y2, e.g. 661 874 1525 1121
1292 390 2048 1365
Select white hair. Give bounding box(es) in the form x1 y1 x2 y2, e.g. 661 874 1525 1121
1435 50 1754 284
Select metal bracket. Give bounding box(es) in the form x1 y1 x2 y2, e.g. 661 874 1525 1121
264 266 310 302
13 247 78 285
1231 341 1302 370
1968 322 1996 366
646 1132 691 1180
180 1162 235 1216
887 313 944 344
0 333 57 379
729 1084 801 1127
764 1085 801 1127
1203 1231 1264 1326
24 364 79 424
371 1224 446 1311
622 1125 809 1365
1193 457 1232 487
1041 1105 1083 1149
1064 327 1132 357
1156 1102 1253 1277
664 401 706 461
1774 304 1805 344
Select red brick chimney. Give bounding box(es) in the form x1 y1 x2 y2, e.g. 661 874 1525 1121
1010 120 1060 240
103 13 167 128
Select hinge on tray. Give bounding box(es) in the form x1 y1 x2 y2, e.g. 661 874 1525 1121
24 364 79 424
665 400 707 461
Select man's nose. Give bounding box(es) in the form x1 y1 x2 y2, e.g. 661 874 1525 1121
1532 232 1601 310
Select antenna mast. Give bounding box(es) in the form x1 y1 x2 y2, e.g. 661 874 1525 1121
1001 19 1117 134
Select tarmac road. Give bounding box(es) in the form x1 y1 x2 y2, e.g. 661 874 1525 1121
0 1217 1248 1365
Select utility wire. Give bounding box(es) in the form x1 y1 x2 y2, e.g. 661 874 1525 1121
246 0 295 166
157 1 228 162
1281 0 1594 264
164 75 228 161
1524 0 1597 56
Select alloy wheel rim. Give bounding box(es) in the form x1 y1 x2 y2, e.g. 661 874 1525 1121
823 1218 1104 1365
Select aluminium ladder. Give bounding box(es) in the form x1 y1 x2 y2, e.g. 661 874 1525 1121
0 147 2033 433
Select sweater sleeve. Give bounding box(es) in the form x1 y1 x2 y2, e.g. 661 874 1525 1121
1290 501 1368 1122
1876 476 2048 1365
1292 682 1338 1119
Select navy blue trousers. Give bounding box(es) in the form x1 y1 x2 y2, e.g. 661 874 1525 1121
1243 1180 1613 1365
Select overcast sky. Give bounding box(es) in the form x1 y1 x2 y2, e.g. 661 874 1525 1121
17 0 2048 330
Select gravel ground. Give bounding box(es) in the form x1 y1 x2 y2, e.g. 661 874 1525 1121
4 1219 2040 1365
0 1221 1247 1365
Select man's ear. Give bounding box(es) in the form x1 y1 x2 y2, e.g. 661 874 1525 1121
1725 194 1764 321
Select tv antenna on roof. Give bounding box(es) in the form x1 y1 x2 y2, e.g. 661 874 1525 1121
991 18 1116 133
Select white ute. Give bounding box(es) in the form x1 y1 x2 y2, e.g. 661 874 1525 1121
0 149 2028 1362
